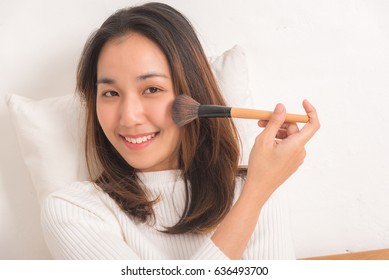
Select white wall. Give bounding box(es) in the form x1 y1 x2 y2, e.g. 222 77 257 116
1 0 388 259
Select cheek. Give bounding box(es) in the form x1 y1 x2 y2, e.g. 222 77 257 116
96 103 116 134
147 98 175 125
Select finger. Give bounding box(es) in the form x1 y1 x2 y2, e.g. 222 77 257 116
280 123 289 129
261 103 286 139
275 129 288 140
258 120 268 128
259 118 299 136
298 99 320 144
286 122 299 136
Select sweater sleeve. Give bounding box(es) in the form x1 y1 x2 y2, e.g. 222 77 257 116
243 186 296 260
41 185 140 260
189 185 295 260
190 239 230 260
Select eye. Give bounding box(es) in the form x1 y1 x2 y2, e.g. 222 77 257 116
103 91 119 97
144 87 160 94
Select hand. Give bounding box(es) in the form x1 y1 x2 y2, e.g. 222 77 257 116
245 100 320 202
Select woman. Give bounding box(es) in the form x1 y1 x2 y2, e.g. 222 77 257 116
41 2 320 259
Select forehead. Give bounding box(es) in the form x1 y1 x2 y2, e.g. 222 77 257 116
97 33 170 76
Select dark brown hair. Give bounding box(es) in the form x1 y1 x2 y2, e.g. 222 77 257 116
76 2 242 234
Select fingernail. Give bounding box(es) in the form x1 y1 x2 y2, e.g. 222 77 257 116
275 103 284 113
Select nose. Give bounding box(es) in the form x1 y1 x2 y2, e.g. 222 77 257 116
119 94 145 127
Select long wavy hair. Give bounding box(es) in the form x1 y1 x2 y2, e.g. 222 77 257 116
76 2 242 234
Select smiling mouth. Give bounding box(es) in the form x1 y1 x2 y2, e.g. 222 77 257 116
124 133 157 144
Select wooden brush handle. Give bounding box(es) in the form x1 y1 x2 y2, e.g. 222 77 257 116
231 107 309 123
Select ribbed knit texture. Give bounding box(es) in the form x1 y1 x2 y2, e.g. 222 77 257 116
41 170 295 259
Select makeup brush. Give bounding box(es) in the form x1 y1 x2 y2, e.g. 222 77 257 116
172 94 309 127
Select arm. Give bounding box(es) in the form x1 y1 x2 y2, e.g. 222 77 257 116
211 100 320 259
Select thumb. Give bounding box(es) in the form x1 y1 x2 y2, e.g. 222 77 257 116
262 103 286 138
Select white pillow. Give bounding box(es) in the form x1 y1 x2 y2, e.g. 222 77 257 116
6 45 257 204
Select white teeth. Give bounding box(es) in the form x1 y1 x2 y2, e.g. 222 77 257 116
125 133 156 144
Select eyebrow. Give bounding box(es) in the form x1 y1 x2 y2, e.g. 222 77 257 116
96 77 115 85
96 73 169 85
137 72 169 81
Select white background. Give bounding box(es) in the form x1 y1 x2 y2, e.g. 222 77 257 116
1 0 389 259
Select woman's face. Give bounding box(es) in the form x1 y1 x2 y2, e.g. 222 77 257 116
96 33 180 172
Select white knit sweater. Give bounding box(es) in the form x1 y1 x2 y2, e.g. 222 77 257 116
41 170 295 259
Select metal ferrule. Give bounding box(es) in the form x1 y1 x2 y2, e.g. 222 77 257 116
198 105 232 118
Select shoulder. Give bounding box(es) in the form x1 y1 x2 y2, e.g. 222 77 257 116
40 182 139 259
43 181 104 205
41 181 120 222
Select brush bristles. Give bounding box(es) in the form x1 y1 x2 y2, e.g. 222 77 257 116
172 95 200 127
